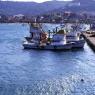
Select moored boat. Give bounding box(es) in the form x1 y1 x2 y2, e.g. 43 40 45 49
23 23 85 50
66 32 85 48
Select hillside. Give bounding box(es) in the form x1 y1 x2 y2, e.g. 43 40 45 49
64 0 95 13
0 1 68 16
0 0 95 16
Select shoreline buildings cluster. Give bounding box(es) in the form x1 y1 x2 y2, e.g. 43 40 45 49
1 12 95 23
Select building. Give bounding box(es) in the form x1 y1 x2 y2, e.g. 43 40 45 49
13 14 25 20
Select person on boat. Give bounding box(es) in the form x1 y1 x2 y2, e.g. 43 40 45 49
40 32 48 46
29 31 48 46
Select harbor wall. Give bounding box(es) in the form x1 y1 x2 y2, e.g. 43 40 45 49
82 32 95 51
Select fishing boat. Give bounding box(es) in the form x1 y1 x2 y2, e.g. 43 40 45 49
66 32 85 48
66 23 85 48
23 23 85 50
23 24 72 50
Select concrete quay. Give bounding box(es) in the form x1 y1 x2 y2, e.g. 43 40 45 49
82 32 95 51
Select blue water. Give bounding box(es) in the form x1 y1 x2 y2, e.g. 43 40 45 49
0 23 95 95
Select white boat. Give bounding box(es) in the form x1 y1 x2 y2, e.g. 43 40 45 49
66 32 85 48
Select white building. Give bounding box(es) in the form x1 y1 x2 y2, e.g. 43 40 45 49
13 14 25 20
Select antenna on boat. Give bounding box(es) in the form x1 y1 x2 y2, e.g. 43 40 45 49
60 12 64 28
75 19 81 32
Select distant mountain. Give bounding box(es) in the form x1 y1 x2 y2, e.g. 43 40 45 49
64 0 95 13
48 0 95 15
1 0 95 16
0 1 68 16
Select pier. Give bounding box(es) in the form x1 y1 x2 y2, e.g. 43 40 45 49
82 32 95 51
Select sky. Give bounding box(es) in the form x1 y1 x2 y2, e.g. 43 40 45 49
2 0 72 3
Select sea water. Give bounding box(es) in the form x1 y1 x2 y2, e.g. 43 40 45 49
0 23 95 95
